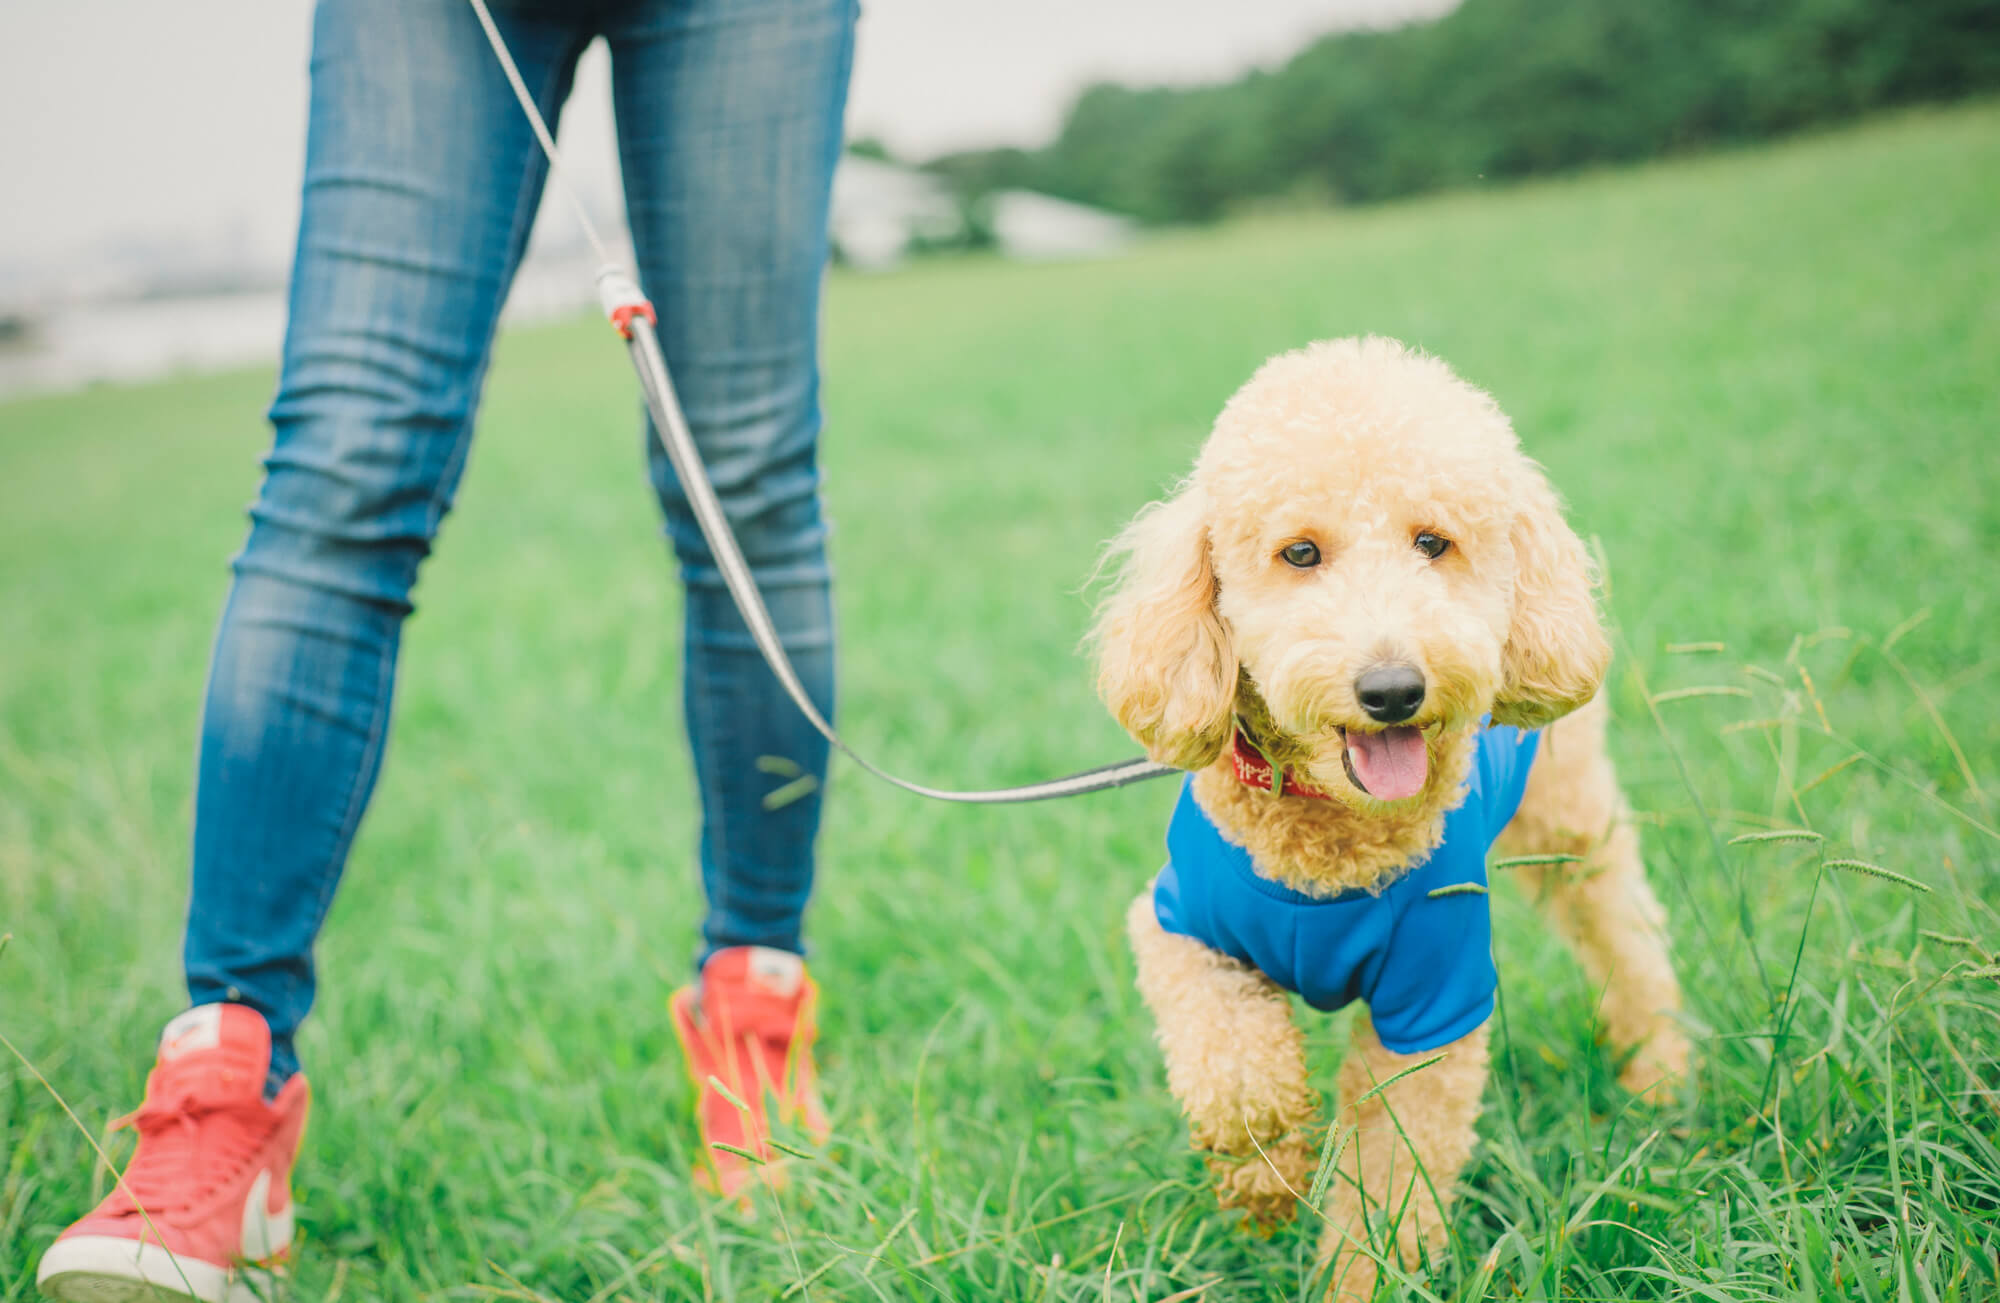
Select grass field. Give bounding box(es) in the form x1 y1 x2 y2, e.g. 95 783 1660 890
4 102 1998 1300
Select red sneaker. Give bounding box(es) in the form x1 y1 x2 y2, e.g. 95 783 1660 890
37 1003 309 1303
670 946 830 1198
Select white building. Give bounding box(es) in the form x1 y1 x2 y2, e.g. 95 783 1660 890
985 189 1136 261
829 156 1136 271
829 155 964 271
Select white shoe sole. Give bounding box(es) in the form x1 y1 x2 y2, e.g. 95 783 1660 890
36 1236 281 1303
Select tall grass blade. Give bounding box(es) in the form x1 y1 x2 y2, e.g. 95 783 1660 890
1823 859 1931 892
1878 642 1989 810
1881 607 1932 652
1796 751 1865 796
1796 662 1833 732
779 1257 841 1299
1351 1054 1449 1111
1650 685 1753 704
762 775 821 811
1308 1126 1353 1208
1728 829 1825 846
707 1075 751 1114
1492 853 1582 870
860 1206 919 1279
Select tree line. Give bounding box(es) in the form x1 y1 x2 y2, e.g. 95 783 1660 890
927 0 2000 223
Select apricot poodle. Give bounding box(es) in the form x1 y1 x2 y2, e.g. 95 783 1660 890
1093 338 1688 1299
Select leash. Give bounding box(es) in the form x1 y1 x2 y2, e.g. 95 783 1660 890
466 0 1174 803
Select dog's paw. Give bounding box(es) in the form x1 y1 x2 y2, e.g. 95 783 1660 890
1617 1025 1690 1097
1316 1209 1402 1301
1208 1132 1314 1230
1319 1245 1380 1302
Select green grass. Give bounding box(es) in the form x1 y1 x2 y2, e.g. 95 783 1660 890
4 101 1998 1300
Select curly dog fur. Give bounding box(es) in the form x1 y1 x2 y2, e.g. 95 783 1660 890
1095 338 1688 1298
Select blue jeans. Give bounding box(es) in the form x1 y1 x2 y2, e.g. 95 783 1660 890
184 0 855 1087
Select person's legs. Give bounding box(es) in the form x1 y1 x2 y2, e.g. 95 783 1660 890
42 5 600 1296
184 0 590 1091
604 0 857 963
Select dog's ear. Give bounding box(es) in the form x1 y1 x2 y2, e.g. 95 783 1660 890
1491 463 1611 730
1090 483 1238 769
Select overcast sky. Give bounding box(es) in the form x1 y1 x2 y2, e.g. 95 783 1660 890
0 0 1451 284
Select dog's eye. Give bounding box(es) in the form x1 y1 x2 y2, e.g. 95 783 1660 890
1414 531 1452 559
1281 540 1321 569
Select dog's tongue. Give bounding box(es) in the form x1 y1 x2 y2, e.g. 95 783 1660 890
1347 726 1428 801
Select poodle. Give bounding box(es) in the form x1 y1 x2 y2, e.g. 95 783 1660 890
1092 338 1688 1299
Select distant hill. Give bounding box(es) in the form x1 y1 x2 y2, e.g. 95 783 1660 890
929 0 2000 222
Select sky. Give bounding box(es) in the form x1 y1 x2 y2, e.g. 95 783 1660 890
0 0 1452 295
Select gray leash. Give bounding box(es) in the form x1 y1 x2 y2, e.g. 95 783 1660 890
468 0 1175 803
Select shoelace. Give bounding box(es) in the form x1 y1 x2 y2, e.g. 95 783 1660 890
110 1071 269 1214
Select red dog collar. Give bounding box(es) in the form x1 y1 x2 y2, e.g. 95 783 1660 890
1231 728 1330 799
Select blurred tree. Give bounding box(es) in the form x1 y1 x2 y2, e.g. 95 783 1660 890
927 0 2000 222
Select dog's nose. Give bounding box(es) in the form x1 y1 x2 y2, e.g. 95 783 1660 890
1355 664 1426 724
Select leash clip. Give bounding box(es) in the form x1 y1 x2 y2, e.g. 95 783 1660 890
596 265 656 340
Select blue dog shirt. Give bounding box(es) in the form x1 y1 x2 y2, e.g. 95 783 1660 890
1153 724 1541 1055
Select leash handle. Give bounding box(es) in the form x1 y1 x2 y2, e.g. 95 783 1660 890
609 277 1173 803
